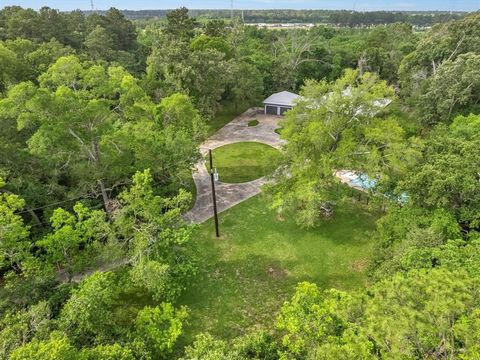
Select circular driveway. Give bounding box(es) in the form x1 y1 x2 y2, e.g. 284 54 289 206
183 109 285 224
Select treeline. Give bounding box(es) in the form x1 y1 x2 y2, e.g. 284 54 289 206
0 6 146 74
89 9 466 27
329 10 464 27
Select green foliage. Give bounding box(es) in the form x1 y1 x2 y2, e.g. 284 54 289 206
0 43 19 92
84 25 115 61
400 114 480 230
129 260 169 301
419 53 480 125
0 181 30 269
277 283 354 357
276 269 480 359
9 332 78 360
117 169 196 301
230 62 264 110
183 331 278 360
58 271 120 345
399 12 480 112
0 301 52 359
190 35 233 59
359 23 417 83
82 344 135 360
271 69 419 227
131 304 188 359
1 6 480 359
0 55 202 212
203 19 228 37
164 7 197 41
37 203 113 278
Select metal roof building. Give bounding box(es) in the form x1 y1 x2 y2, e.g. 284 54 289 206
263 91 300 115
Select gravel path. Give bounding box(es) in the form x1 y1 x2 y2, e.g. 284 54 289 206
184 109 286 224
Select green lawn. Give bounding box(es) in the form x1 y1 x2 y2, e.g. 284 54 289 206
177 194 379 345
211 142 282 183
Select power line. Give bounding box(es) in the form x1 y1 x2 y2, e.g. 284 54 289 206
17 194 94 215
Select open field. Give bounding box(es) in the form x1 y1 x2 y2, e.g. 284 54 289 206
177 194 379 345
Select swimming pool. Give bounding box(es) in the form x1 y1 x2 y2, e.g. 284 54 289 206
349 175 377 190
339 171 408 204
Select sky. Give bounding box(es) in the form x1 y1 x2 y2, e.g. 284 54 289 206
1 0 479 11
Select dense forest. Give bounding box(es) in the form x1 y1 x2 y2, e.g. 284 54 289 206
1 4 480 359
89 9 465 27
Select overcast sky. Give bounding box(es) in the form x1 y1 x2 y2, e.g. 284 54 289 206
1 0 479 11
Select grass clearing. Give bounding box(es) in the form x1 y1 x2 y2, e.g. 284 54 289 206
209 101 251 136
177 194 379 345
211 142 282 183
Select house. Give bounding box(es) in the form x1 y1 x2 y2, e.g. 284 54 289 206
263 91 300 115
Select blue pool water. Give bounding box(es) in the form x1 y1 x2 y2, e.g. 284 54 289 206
348 173 408 204
349 175 377 190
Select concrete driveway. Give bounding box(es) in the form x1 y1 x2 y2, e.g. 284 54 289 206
184 109 286 224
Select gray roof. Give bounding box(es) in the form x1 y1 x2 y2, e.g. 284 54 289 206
263 91 300 107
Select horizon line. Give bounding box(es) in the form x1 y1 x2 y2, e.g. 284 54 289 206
0 6 475 13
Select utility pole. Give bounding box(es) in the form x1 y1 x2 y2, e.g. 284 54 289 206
209 149 220 238
230 0 234 22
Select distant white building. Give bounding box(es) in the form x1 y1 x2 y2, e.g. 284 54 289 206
263 91 300 116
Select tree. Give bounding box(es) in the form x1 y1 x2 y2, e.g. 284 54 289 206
182 331 278 360
0 301 52 359
117 169 196 301
131 304 188 359
36 203 113 279
362 269 480 358
399 13 480 102
276 282 359 358
9 332 78 360
0 43 18 92
276 269 480 359
84 26 114 61
164 7 197 41
359 23 416 83
230 61 264 111
102 8 138 52
399 114 480 231
203 19 228 38
82 344 134 360
272 30 330 90
190 35 233 59
182 334 230 360
58 271 120 345
0 56 162 214
418 53 480 125
0 178 30 271
185 49 230 117
270 69 419 227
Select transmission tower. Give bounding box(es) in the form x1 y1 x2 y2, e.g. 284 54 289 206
90 0 95 12
230 0 233 21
